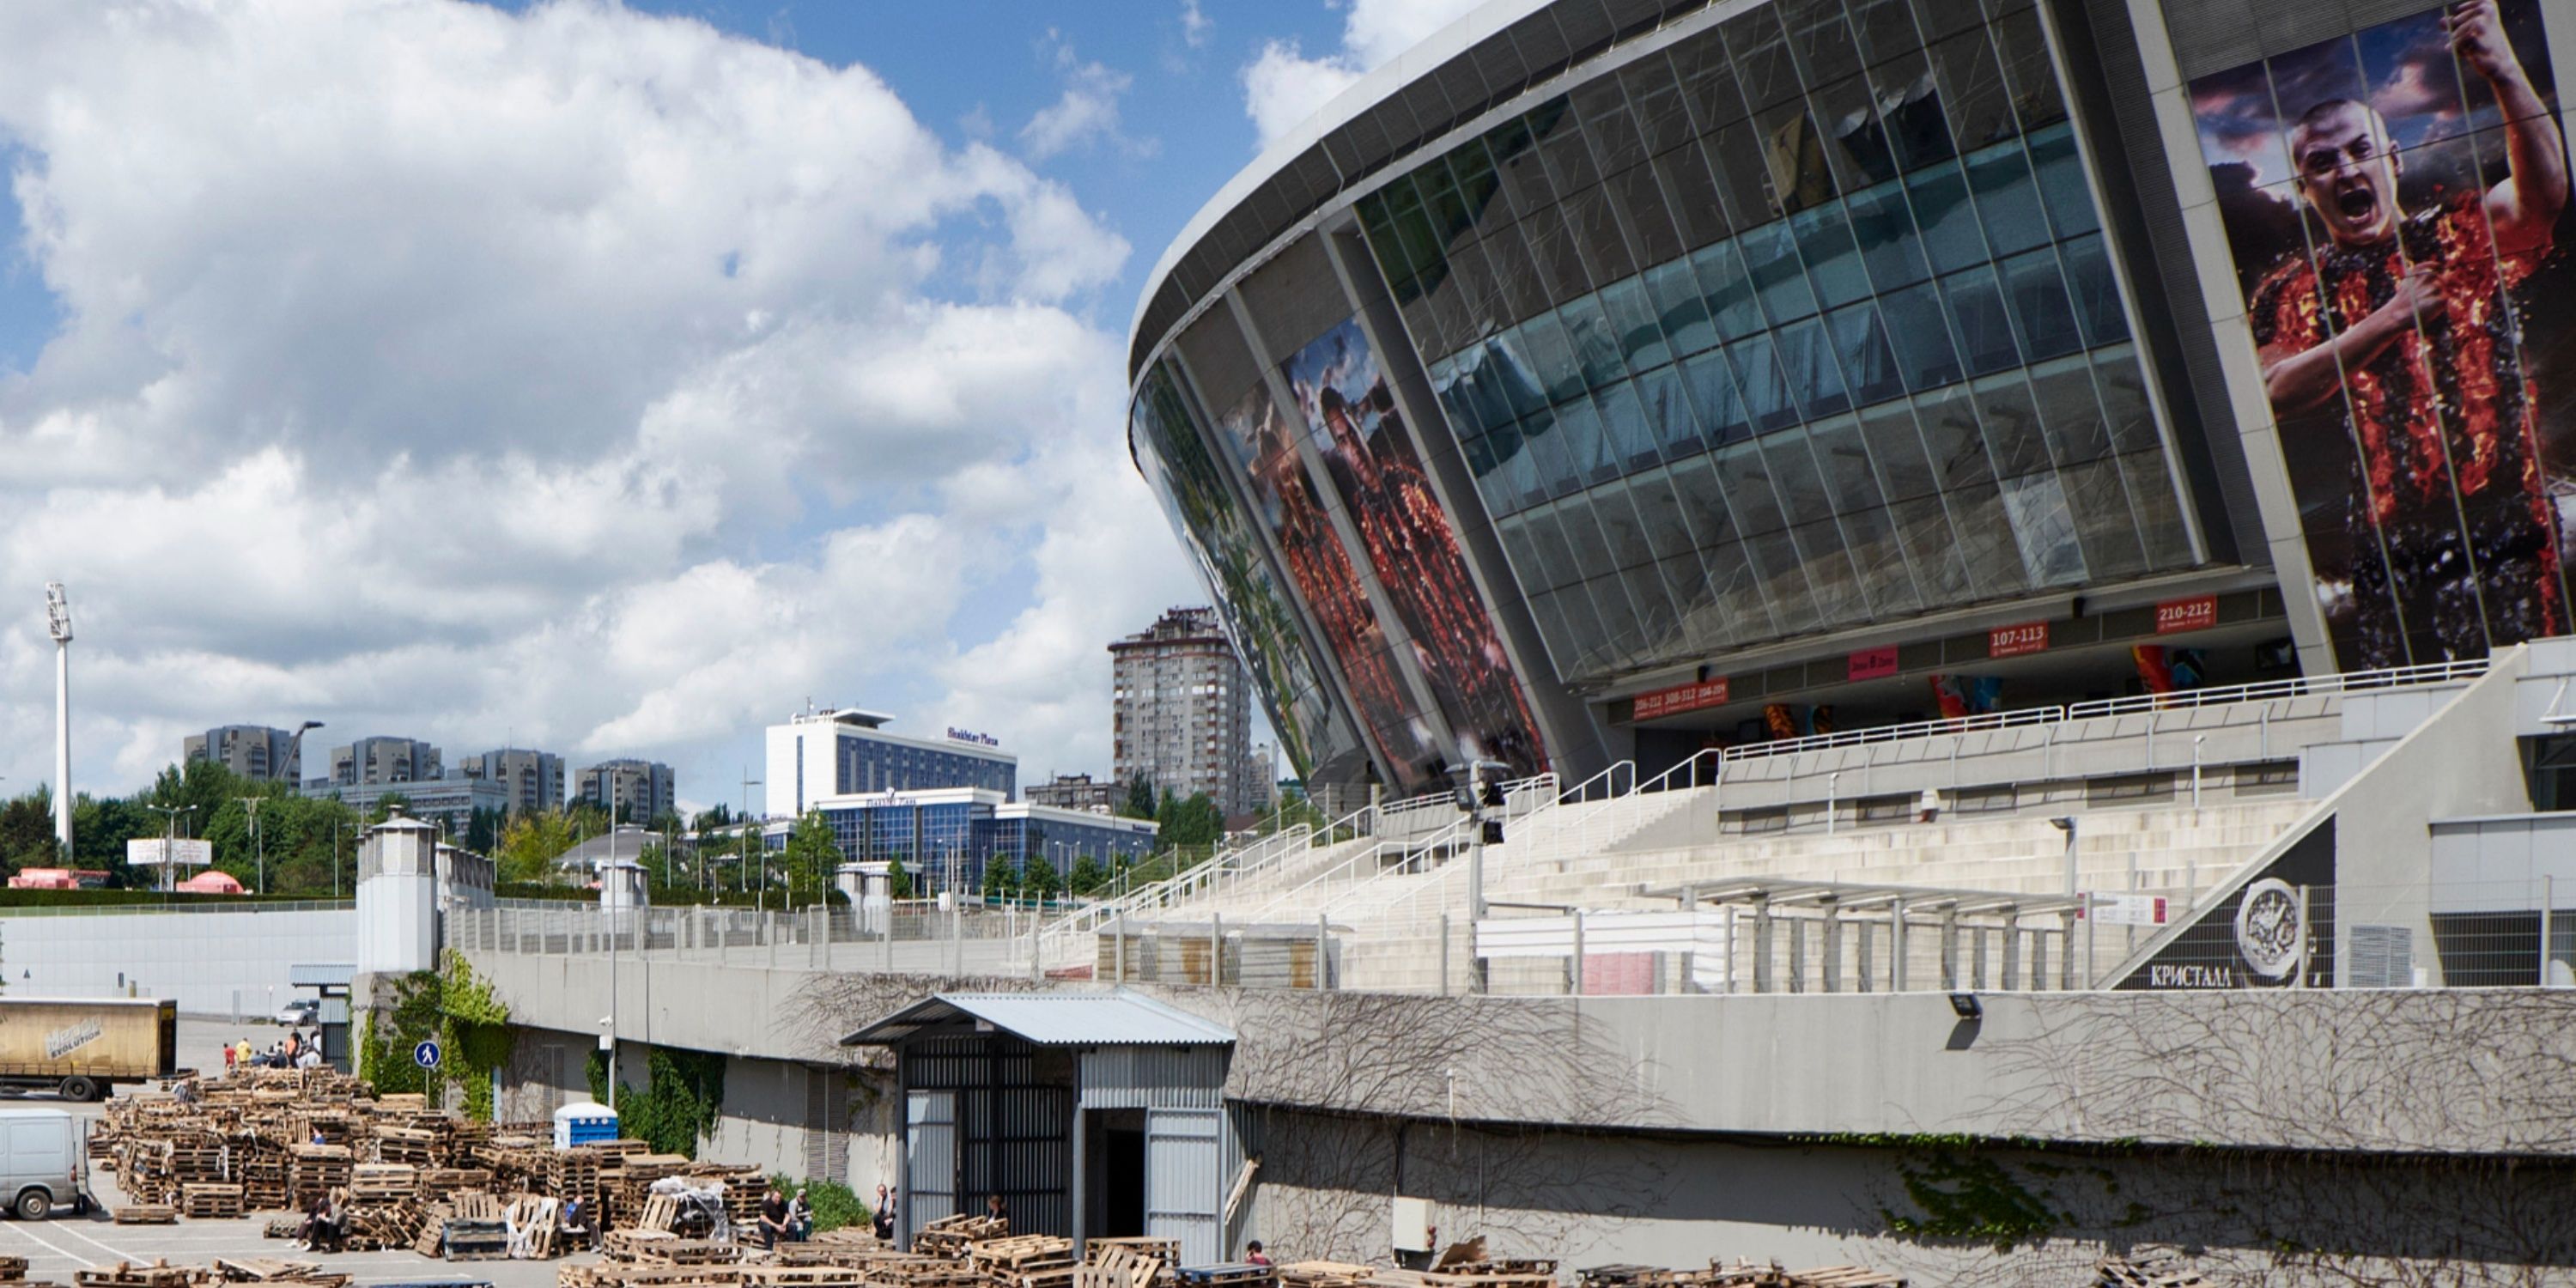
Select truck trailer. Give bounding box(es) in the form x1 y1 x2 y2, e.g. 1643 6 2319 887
0 998 179 1101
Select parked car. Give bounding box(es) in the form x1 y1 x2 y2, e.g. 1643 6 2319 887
273 999 319 1027
0 1108 86 1218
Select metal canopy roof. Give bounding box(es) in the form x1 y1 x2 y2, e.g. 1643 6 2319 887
839 991 1236 1049
1642 877 2091 918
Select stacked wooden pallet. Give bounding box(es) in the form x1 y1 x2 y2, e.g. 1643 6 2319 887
241 1151 289 1212
1413 1260 1556 1288
914 1216 1008 1257
969 1236 1076 1288
2094 1255 2209 1287
420 1167 495 1198
1170 1267 1273 1288
1698 1267 1904 1288
547 1149 605 1207
73 1264 205 1288
112 1206 179 1225
210 1260 350 1288
349 1164 417 1202
1273 1266 1371 1288
1072 1245 1164 1288
179 1185 245 1219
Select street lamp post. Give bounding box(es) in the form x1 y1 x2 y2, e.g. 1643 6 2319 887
236 797 266 895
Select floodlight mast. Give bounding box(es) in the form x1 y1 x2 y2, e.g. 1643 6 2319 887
44 583 72 860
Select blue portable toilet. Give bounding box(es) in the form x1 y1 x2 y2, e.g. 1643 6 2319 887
553 1101 620 1149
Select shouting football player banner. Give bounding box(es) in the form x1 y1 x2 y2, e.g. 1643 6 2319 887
2190 0 2573 668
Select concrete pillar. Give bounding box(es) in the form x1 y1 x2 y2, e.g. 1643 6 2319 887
1753 899 1774 994
2002 911 2021 990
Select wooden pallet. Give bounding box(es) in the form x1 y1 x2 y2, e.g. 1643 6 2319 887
970 1237 1074 1272
1172 1267 1273 1288
1072 1246 1161 1288
1273 1264 1370 1288
74 1264 204 1288
180 1185 246 1219
2096 1255 2210 1288
112 1207 179 1226
913 1215 1005 1257
0 1255 31 1280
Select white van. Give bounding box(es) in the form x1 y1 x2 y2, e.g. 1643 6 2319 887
0 1109 84 1218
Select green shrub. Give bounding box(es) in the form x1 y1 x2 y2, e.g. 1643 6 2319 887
769 1176 869 1234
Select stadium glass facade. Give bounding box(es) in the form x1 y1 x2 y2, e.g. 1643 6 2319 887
1129 0 2576 793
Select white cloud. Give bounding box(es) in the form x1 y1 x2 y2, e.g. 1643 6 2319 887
1180 0 1213 49
0 0 1200 815
1019 35 1151 163
1241 0 1488 146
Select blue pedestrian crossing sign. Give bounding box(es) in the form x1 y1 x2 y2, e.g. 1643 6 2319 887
413 1039 442 1070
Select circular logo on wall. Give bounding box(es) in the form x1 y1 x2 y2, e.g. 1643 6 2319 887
2233 878 2306 982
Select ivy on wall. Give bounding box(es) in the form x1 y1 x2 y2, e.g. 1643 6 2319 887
353 956 512 1119
586 1045 727 1157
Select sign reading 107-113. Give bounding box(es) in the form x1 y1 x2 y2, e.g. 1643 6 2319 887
413 1039 441 1070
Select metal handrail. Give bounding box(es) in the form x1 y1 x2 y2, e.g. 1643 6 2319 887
0 898 355 917
1713 658 2489 765
1036 798 1380 959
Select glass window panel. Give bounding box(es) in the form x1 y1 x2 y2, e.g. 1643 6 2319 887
1535 101 1602 195
1847 0 1923 66
1645 259 1717 359
1807 412 1885 513
1658 551 1722 646
2057 457 2150 580
1791 519 1871 627
1552 492 1617 577
1571 77 1648 176
1562 183 1637 285
1990 9 2066 132
1489 221 1555 321
1698 537 1777 646
1893 495 1975 600
1483 331 1551 422
1400 290 1444 359
2024 122 2098 238
1601 276 1670 374
1557 394 1618 487
1519 409 1583 503
1496 513 1563 591
1964 141 2050 256
1914 383 1996 489
1907 161 1990 272
1970 369 2050 481
1667 450 1740 548
1669 27 1750 133
1744 528 1822 633
1727 335 1803 434
2090 346 2161 454
1625 55 1698 155
1792 200 1871 309
1870 52 1957 171
1489 113 1556 220
1826 301 1906 407
1359 194 1414 284
1879 281 1964 390
1498 422 1551 513
1757 103 1839 214
1846 180 1930 291
1597 383 1661 474
2026 354 2113 466
2119 448 2196 567
1947 482 2032 598
1517 313 1586 405
1722 6 1801 112
1905 0 1983 41
1591 480 1660 570
1419 164 1474 257
1628 465 1704 562
1840 503 1924 617
1759 424 1837 527
1653 145 1733 250
1388 178 1446 285
1625 562 1685 659
1999 470 2088 587
1692 238 1765 340
1636 363 1704 462
1514 506 1582 590
1524 204 1596 307
2059 232 2129 345
1444 238 1507 352
1449 138 1510 241
1606 163 1684 268
1811 74 1900 190
1739 222 1819 324
1929 27 2014 150
1703 122 1781 226
1559 295 1627 390
1773 317 1852 419
1524 589 1583 669
1997 248 2081 361
1714 438 1789 535
1939 265 2021 375
1777 0 1862 85
1582 571 1644 669
1681 348 1750 446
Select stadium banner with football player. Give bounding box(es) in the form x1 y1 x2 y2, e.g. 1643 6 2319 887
2117 819 2337 990
2190 0 2573 669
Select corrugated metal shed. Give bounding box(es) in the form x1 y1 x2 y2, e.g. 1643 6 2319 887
841 990 1235 1048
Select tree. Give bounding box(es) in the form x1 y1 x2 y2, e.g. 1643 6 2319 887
495 812 583 885
1156 791 1225 852
465 807 504 854
1121 775 1158 820
692 803 734 832
884 856 913 899
0 788 55 873
1068 854 1108 897
781 811 843 907
1020 855 1059 904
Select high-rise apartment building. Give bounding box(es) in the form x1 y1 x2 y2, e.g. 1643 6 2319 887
462 747 564 814
579 759 677 823
1111 607 1258 816
329 736 440 787
183 725 303 783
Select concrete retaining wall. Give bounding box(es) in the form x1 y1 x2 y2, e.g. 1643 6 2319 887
6 905 355 1018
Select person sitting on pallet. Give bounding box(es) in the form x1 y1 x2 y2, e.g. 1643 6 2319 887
297 1189 348 1253
984 1194 1008 1227
756 1184 792 1250
1244 1242 1272 1267
786 1189 811 1242
872 1187 896 1242
560 1195 599 1253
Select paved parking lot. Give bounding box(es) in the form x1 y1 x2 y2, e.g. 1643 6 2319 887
0 1018 598 1288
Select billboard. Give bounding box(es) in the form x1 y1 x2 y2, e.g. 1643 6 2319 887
2189 0 2573 668
2118 819 2336 989
1280 316 1552 778
125 838 213 867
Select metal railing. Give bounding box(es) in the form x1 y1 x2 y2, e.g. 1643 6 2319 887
1710 658 2490 765
0 898 355 918
1031 798 1386 964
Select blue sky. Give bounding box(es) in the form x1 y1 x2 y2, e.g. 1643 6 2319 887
0 0 1474 813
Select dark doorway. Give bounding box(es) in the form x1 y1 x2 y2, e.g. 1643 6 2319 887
1087 1109 1147 1238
